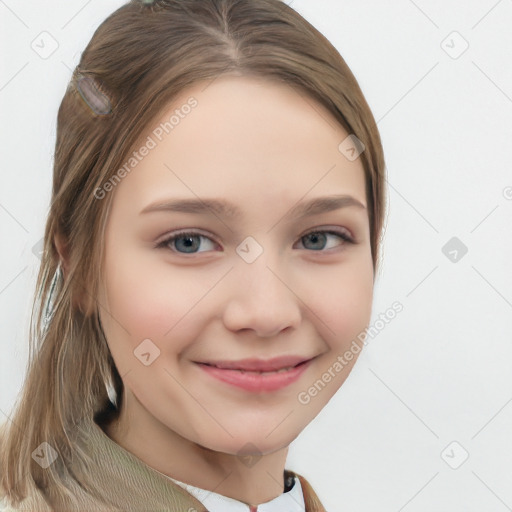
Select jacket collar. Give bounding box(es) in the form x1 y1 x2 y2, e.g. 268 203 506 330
63 415 327 511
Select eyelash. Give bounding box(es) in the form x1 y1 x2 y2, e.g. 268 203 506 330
155 227 355 255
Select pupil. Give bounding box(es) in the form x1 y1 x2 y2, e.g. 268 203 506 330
305 232 325 250
177 235 199 252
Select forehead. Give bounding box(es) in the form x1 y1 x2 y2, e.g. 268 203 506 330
111 74 367 217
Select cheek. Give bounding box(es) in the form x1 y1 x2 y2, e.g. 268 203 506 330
304 256 374 348
101 251 213 351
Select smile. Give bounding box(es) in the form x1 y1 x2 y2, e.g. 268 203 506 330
194 358 314 392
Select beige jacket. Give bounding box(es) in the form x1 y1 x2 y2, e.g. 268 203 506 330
1 416 327 511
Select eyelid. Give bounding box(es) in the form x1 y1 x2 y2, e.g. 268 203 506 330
154 228 219 248
154 225 356 252
301 225 354 242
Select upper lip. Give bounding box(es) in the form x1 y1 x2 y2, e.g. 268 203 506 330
196 355 315 371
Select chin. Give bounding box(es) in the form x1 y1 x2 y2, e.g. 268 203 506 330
195 423 299 457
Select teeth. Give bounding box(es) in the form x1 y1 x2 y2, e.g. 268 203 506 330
230 366 294 374
206 363 301 374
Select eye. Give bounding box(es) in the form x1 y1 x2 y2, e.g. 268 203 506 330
155 227 355 255
296 228 354 251
156 230 218 254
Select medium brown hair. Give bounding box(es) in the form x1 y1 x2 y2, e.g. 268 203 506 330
0 0 386 509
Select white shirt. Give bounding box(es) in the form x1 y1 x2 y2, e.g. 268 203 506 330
165 473 306 512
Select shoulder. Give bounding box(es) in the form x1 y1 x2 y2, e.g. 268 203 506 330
284 468 328 512
0 495 52 512
0 496 16 511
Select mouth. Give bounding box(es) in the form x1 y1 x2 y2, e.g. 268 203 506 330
198 360 308 375
194 355 316 392
195 354 314 372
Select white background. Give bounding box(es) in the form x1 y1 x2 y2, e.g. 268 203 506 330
1 1 512 511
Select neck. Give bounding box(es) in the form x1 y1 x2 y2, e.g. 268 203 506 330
101 391 289 507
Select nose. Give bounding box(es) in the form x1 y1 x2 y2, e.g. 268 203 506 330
221 252 302 338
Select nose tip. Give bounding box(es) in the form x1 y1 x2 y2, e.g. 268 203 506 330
222 263 302 338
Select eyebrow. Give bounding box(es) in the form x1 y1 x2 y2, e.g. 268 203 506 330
139 194 366 220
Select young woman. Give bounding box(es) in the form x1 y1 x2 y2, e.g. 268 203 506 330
0 0 386 510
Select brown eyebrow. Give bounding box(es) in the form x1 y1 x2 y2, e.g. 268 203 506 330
139 194 367 220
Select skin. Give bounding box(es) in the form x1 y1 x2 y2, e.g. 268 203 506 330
90 75 374 507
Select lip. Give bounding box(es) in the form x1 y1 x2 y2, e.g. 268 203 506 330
196 355 313 372
194 356 316 393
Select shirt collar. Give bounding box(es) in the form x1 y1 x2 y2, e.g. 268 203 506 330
165 472 305 512
68 415 308 511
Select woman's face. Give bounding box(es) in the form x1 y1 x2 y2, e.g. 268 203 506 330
97 75 374 456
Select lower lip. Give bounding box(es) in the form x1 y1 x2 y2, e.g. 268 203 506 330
195 359 313 392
